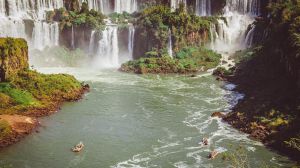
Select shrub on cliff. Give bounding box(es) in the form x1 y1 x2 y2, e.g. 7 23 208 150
47 3 106 31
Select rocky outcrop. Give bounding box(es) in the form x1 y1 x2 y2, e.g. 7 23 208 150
0 38 28 82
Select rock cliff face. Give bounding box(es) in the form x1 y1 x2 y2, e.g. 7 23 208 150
0 38 28 82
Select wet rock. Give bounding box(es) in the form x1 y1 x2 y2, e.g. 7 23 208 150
222 60 228 64
211 112 225 118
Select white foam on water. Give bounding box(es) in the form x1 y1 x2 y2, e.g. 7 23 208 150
174 161 189 168
247 146 256 152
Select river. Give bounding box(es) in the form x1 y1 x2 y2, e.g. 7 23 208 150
0 68 295 168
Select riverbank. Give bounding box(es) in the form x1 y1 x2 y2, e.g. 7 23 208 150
214 48 300 162
0 38 89 148
0 76 89 148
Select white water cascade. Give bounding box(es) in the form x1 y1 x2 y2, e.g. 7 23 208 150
79 0 111 14
71 25 75 49
32 22 59 50
0 0 63 50
209 0 260 68
244 24 256 48
195 0 211 16
170 0 187 10
128 25 135 59
168 29 173 58
89 30 97 54
94 26 119 68
115 0 138 13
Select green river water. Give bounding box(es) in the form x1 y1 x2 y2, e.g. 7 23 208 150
0 68 295 168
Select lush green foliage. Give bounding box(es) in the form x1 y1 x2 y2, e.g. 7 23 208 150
121 47 220 74
0 83 37 106
48 3 106 30
135 4 219 54
9 70 81 101
254 0 300 76
109 12 134 25
0 69 82 114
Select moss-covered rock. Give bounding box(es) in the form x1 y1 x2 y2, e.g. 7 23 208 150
0 38 28 82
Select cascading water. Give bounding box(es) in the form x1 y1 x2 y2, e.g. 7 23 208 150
0 0 63 50
71 25 75 49
114 0 138 13
168 29 173 58
210 0 260 68
209 0 260 68
244 24 256 48
128 25 135 59
170 0 187 10
32 22 59 50
195 0 211 16
89 24 134 68
225 0 261 16
78 0 111 14
89 30 97 54
93 26 119 68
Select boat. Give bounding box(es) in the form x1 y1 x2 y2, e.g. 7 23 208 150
72 142 84 152
202 137 209 146
208 150 218 159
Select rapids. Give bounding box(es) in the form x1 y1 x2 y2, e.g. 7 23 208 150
0 68 295 167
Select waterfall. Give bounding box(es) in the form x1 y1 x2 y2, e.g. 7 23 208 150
195 0 211 16
210 0 260 53
71 25 75 49
94 26 119 68
79 0 111 14
0 0 5 16
89 30 97 54
225 0 260 15
244 24 255 48
0 18 27 39
168 29 173 58
32 22 59 50
170 0 187 10
128 25 135 59
0 0 63 50
114 0 138 13
208 0 260 68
